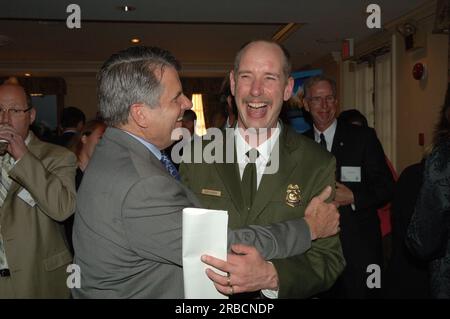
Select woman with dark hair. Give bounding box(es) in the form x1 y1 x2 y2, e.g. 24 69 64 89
406 85 450 298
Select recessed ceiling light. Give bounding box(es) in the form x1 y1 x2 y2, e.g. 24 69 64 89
117 5 136 12
130 38 140 44
24 73 31 77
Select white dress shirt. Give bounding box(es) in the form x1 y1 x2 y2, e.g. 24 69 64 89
313 119 337 153
235 123 281 189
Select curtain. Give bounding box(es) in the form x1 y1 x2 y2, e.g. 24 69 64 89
354 62 375 126
374 53 393 161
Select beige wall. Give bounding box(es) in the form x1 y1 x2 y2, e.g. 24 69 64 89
322 0 448 173
64 76 98 121
394 14 448 172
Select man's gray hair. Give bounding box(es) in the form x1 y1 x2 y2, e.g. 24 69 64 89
303 75 337 98
233 40 292 80
97 46 181 126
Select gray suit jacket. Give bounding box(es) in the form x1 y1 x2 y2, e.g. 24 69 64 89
72 128 312 298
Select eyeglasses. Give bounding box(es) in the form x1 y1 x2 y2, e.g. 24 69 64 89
307 95 336 107
0 106 33 116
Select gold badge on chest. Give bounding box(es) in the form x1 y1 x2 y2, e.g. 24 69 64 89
286 184 302 207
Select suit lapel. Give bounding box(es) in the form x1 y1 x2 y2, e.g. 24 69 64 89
331 121 345 180
246 125 299 223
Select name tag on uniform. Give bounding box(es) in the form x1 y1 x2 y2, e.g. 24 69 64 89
341 166 361 182
18 188 36 207
201 189 222 197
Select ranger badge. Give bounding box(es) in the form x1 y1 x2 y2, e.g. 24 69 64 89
286 184 302 207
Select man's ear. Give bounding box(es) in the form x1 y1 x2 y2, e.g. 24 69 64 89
229 71 236 97
129 103 149 128
29 107 36 125
303 98 310 112
283 77 294 101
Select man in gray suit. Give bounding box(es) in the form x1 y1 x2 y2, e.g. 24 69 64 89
72 46 339 298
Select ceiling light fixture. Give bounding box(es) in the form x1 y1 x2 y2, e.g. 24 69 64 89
130 37 140 44
117 5 136 12
24 73 31 77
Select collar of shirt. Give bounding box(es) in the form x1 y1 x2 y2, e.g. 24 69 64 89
24 132 31 146
124 131 162 160
235 122 281 187
313 119 337 152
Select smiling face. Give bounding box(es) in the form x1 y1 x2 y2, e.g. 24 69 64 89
304 80 338 132
0 84 35 139
144 66 192 149
230 41 293 138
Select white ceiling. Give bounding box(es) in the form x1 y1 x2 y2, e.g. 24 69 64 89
0 0 429 77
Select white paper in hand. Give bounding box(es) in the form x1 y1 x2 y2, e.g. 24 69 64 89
182 207 228 299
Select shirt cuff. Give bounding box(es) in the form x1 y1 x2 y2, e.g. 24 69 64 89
261 288 279 299
260 261 279 299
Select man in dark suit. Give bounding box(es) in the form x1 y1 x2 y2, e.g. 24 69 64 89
303 75 394 298
72 46 340 298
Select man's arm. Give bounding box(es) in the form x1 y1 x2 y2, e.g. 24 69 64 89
350 128 395 210
271 157 344 297
181 150 344 297
10 146 77 222
228 185 339 260
202 186 340 296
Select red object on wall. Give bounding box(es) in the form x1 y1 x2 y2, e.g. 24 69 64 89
341 39 354 60
412 62 426 80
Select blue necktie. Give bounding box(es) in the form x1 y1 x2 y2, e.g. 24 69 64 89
160 152 180 181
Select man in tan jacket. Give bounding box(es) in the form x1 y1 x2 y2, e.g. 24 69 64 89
0 83 76 298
